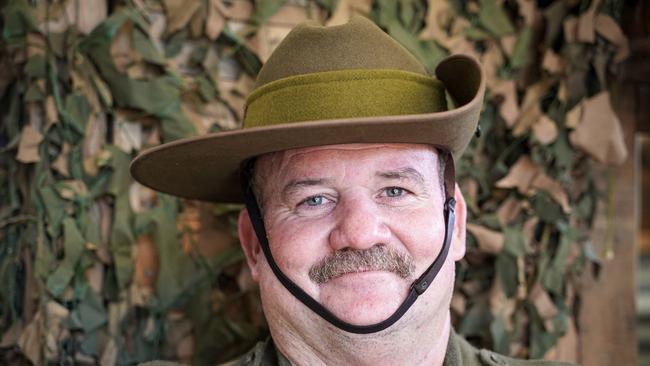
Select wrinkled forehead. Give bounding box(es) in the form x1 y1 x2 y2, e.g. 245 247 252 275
253 143 440 185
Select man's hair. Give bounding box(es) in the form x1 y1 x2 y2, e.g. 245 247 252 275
246 148 446 211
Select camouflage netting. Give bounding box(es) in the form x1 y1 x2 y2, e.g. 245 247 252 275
0 0 628 365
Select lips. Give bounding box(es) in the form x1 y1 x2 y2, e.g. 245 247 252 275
325 269 399 284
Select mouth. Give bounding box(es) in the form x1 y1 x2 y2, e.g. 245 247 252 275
325 268 396 282
346 266 372 273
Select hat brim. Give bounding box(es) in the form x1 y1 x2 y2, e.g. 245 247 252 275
130 54 485 203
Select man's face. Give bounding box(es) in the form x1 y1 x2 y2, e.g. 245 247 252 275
238 143 466 328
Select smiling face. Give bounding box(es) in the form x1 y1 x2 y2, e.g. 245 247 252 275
238 143 466 330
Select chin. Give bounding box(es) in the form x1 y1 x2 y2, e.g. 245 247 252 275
317 271 409 325
327 300 403 325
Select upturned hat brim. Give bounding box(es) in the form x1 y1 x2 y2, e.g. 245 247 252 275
130 54 485 203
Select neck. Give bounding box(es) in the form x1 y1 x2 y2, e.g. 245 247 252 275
271 310 452 366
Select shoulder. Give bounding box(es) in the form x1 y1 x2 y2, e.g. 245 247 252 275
135 350 259 366
218 337 289 366
212 346 256 366
137 338 285 366
217 345 258 366
475 349 575 366
451 330 575 366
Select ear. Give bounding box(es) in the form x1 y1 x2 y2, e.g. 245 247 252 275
449 183 467 261
238 208 262 281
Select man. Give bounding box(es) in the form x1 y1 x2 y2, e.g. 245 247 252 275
132 16 573 366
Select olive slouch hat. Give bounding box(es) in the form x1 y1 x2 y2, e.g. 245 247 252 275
131 16 485 202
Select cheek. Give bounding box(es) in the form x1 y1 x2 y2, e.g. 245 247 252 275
265 216 333 277
389 207 446 268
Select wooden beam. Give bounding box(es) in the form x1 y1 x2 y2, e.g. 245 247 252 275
577 77 638 366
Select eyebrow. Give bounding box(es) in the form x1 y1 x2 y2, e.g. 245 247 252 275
282 178 334 198
376 167 426 186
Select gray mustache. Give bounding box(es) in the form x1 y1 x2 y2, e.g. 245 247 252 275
308 245 415 284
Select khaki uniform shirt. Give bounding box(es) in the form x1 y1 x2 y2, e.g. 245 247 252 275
144 329 574 366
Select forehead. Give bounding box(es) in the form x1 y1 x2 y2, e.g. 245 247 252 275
254 143 439 181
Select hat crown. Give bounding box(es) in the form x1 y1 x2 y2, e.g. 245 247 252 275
255 16 427 87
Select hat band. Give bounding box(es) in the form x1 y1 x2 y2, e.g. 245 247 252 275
244 69 447 128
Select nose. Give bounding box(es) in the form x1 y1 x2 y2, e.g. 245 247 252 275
328 194 392 251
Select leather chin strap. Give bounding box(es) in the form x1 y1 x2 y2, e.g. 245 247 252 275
240 151 456 334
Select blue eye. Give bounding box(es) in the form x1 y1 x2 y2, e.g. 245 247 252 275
385 187 404 197
305 196 324 206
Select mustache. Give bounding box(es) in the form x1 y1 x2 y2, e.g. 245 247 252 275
308 245 415 284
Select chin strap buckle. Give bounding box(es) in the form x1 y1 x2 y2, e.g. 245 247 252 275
412 279 430 295
446 197 456 213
